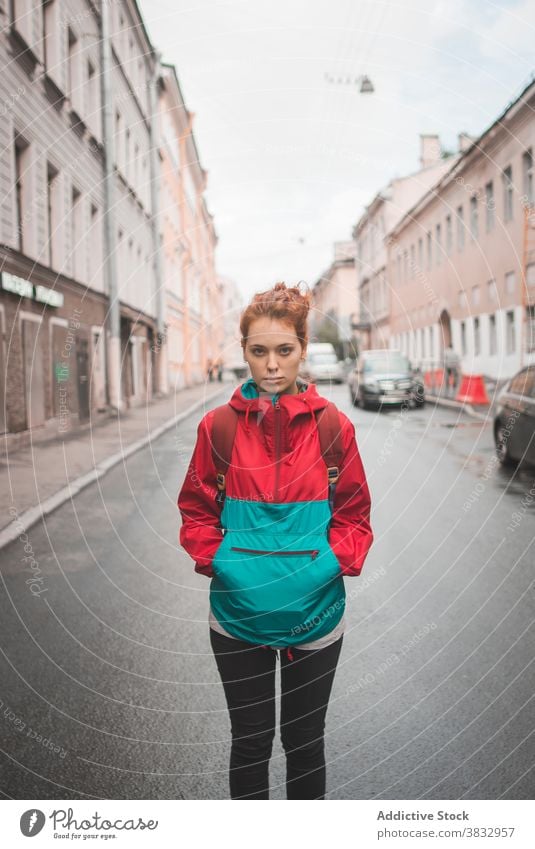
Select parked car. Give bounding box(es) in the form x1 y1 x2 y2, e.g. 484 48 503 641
348 349 425 409
493 366 535 467
300 343 345 384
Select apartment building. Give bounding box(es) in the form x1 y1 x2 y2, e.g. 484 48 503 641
107 0 160 408
388 78 535 380
0 0 179 436
353 135 461 351
159 63 221 390
311 241 357 356
218 274 244 374
0 0 111 434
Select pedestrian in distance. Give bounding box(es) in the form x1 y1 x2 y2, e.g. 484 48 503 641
206 357 214 382
443 344 460 396
213 354 224 382
177 281 374 800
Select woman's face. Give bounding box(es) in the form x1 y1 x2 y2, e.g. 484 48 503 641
242 317 306 395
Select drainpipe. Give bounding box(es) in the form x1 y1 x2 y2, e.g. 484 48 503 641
148 51 168 395
100 0 122 412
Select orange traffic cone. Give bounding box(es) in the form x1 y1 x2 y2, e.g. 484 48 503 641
455 374 489 405
424 370 434 388
434 368 444 389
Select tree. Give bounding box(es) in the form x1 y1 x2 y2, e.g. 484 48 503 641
314 314 345 360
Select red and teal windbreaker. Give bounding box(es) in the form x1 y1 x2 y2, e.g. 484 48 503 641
177 378 374 647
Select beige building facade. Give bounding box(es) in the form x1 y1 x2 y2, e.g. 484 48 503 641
159 65 221 391
311 241 358 356
388 79 535 380
353 135 461 351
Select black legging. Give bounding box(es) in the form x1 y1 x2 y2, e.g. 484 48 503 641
209 627 343 799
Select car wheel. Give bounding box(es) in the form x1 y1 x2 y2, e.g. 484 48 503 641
495 423 517 467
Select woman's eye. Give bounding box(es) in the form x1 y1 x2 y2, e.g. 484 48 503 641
250 348 292 356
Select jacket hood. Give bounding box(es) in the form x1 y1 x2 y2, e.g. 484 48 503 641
228 377 329 433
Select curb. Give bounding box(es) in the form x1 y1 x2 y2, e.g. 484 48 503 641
1 386 228 552
428 393 493 422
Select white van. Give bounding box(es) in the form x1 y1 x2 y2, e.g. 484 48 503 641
300 342 344 384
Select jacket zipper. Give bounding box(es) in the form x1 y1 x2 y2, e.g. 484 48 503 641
230 546 319 560
274 398 281 501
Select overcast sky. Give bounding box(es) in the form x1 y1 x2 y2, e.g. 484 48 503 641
138 0 535 303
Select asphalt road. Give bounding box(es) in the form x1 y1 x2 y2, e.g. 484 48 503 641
1 385 534 800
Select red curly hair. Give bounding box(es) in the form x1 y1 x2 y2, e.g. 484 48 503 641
239 281 312 348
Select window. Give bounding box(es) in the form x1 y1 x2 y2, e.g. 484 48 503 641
487 278 496 301
403 250 408 282
125 128 130 179
12 0 35 53
474 316 480 355
502 165 513 221
470 195 478 239
14 133 30 253
128 238 134 287
527 263 535 288
71 185 83 280
527 306 535 353
505 271 516 295
485 181 495 231
46 161 59 267
489 314 497 355
418 237 423 269
457 205 464 251
506 310 515 354
472 285 480 306
410 244 415 276
523 148 533 206
435 223 441 265
43 0 62 88
68 27 83 117
115 110 122 169
86 59 100 139
509 369 535 396
458 290 467 310
134 142 139 192
460 320 467 355
426 231 432 269
446 214 452 254
89 203 101 287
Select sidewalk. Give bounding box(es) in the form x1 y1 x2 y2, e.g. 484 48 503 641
426 375 507 422
0 380 230 549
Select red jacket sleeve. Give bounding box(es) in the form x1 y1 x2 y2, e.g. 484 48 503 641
177 411 223 578
328 413 373 577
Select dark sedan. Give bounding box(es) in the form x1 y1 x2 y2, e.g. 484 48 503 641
493 366 535 467
348 349 425 410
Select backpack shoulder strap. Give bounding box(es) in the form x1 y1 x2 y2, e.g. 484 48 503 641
211 404 239 503
314 403 344 507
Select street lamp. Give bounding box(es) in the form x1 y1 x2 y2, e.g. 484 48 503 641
324 73 374 94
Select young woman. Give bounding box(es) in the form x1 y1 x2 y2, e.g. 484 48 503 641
177 282 373 800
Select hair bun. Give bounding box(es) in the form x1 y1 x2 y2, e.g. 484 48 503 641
240 280 312 344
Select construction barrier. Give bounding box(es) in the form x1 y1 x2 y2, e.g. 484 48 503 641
424 368 445 391
455 374 490 405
